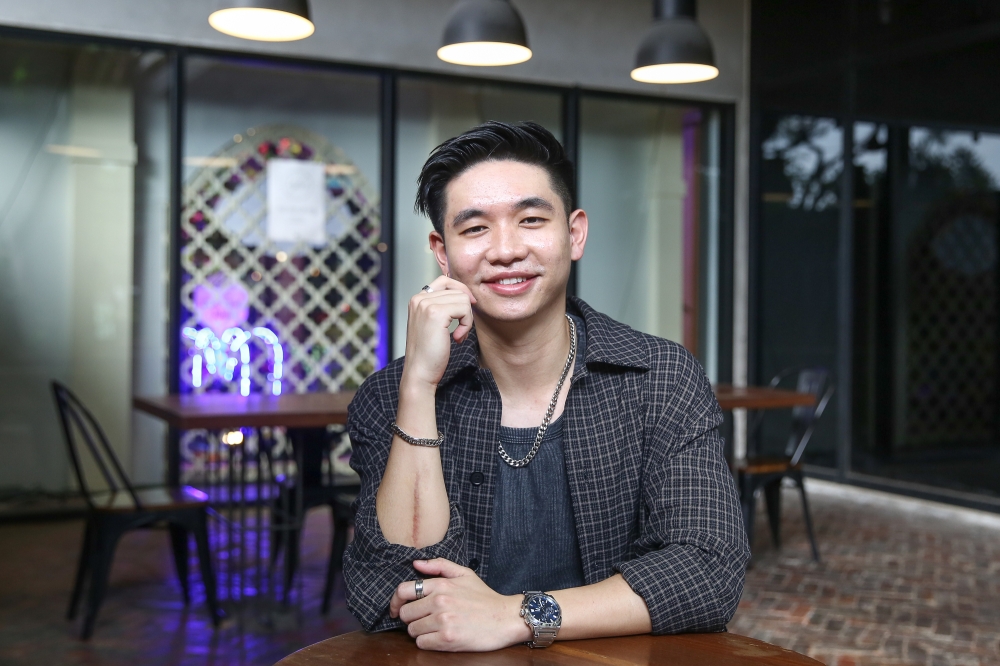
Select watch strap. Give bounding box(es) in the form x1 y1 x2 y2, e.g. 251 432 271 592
529 626 558 648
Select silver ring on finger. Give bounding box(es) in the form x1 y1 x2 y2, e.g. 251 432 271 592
414 578 424 600
420 285 433 293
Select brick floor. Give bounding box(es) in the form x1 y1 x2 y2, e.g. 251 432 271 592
0 480 997 665
730 479 1000 666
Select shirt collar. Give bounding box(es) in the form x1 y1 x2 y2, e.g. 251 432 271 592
568 296 650 370
437 296 651 388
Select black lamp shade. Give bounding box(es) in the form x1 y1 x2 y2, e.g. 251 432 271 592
632 0 718 83
209 0 314 41
438 0 532 66
218 0 310 17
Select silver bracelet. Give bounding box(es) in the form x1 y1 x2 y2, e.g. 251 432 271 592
391 422 443 447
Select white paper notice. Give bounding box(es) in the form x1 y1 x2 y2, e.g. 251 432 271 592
266 158 326 245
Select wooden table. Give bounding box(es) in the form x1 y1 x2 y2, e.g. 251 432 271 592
275 629 822 666
133 391 360 610
713 384 816 411
133 391 357 430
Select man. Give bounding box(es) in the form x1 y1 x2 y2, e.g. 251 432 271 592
344 121 749 652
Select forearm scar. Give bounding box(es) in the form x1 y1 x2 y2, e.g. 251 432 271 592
411 471 421 546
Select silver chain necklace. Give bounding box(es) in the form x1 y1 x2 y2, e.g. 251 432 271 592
497 314 577 468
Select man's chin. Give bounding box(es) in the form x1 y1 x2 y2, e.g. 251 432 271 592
473 292 561 325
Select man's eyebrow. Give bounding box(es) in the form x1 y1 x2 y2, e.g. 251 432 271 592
511 196 555 213
451 208 486 226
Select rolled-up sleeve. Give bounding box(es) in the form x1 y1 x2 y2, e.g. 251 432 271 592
614 362 750 634
342 372 469 632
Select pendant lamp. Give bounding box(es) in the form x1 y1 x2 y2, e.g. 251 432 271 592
631 0 718 84
438 0 532 67
209 0 314 42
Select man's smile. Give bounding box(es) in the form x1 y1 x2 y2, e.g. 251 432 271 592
482 271 539 296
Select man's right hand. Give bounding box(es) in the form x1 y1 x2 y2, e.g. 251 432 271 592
401 275 477 392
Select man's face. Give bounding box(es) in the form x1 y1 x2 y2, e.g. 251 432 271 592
430 160 588 323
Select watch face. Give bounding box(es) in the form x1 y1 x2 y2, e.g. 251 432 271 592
527 595 560 624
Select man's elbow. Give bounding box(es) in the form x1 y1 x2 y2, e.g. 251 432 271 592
650 546 749 634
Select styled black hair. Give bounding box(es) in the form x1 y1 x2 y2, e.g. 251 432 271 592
415 120 575 235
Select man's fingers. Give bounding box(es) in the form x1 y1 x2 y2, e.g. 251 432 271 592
404 611 440 637
390 578 434 617
414 632 446 651
453 310 474 343
410 291 475 341
398 595 437 624
413 558 469 579
427 275 477 304
389 586 406 618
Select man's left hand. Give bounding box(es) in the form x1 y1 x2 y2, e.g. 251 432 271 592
389 558 531 651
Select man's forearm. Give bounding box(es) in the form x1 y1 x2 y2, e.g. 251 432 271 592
375 378 451 548
550 574 652 640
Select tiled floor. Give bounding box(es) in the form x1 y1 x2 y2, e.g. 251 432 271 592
0 480 997 666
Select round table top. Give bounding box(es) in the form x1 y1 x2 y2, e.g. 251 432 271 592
275 629 822 666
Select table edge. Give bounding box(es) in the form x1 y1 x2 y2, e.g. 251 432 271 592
275 630 825 666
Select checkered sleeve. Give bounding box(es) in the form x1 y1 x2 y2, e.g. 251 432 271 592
614 348 750 634
342 369 470 632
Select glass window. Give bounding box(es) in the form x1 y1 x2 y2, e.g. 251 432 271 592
577 97 722 375
181 57 383 396
756 113 843 467
852 122 1000 497
0 38 170 490
393 78 562 358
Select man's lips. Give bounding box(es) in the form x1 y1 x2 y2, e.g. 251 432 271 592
482 274 538 295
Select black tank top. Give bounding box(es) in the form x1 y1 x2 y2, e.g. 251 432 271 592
484 315 587 595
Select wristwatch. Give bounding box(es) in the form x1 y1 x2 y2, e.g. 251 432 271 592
519 591 561 648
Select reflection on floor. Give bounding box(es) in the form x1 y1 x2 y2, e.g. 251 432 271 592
0 508 361 666
731 479 1000 666
0 480 997 666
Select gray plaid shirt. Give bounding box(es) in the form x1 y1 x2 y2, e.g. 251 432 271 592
344 297 749 634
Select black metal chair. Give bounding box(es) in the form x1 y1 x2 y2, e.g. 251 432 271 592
51 382 221 639
267 428 357 613
270 483 357 613
736 368 835 562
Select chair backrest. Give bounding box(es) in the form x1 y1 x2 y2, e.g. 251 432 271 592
51 381 142 510
746 366 835 463
785 368 835 465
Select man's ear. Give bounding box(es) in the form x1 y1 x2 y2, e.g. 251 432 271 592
568 209 588 262
429 230 450 276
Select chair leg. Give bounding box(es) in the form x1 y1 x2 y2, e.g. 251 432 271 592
793 472 821 562
763 479 783 549
192 509 221 627
67 520 92 621
168 525 191 605
270 497 286 567
283 524 301 604
322 504 350 615
81 519 121 640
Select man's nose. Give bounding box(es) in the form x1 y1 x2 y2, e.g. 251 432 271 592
489 223 528 263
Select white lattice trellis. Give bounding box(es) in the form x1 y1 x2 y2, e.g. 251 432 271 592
178 125 382 481
180 124 382 396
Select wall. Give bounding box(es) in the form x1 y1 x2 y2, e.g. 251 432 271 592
0 0 747 104
67 84 137 487
578 99 687 343
0 44 140 492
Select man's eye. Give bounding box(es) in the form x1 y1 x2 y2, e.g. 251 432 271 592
522 217 545 224
462 225 487 235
